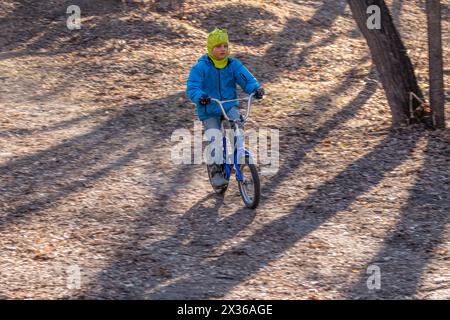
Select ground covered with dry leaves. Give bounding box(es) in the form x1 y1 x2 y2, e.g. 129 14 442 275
0 0 449 299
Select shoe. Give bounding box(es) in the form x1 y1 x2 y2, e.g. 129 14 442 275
209 164 228 187
211 173 228 187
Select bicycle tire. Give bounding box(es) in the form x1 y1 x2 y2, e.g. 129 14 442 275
238 157 260 209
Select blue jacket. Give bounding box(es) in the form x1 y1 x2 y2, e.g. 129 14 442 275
186 54 261 121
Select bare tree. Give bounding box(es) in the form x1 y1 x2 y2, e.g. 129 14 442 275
426 0 446 128
347 0 430 127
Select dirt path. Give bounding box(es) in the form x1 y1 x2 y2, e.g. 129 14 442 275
0 0 449 299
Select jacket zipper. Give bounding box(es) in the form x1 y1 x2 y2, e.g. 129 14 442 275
218 69 222 100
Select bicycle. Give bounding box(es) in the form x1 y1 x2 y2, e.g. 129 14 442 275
206 93 261 209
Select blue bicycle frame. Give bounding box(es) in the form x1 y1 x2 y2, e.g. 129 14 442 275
223 136 253 182
211 93 256 183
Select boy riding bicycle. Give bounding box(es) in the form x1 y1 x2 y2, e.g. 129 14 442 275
186 28 265 187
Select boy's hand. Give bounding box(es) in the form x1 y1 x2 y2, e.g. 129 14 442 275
254 87 265 99
199 94 211 105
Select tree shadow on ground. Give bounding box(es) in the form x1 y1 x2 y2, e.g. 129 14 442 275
146 127 424 298
86 190 259 298
392 0 404 29
0 91 192 231
0 0 188 59
347 131 450 299
0 108 115 138
233 0 348 82
190 3 279 48
260 65 378 194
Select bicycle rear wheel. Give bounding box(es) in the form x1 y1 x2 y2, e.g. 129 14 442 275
238 156 260 209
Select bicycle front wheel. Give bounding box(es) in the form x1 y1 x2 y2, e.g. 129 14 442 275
238 157 260 209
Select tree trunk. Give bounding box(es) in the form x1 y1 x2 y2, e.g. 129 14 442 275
347 0 425 126
426 0 446 128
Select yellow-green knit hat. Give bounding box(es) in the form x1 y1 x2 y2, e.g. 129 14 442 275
207 28 230 69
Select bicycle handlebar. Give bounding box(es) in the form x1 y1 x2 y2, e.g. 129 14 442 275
210 92 255 122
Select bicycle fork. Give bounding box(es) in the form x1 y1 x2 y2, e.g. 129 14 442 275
223 122 252 182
